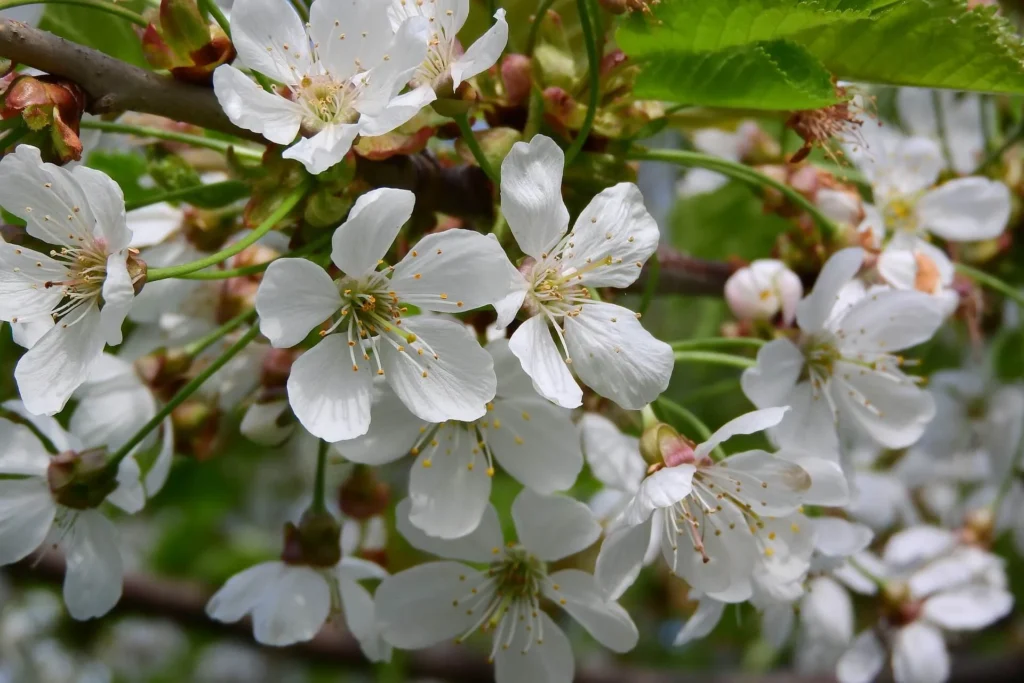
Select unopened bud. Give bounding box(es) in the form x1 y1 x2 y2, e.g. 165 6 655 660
1 75 86 163
962 507 995 547
500 54 531 106
724 259 803 325
126 250 148 295
281 509 342 568
339 465 391 520
639 421 696 468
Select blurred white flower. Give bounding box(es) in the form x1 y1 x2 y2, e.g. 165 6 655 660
724 259 803 325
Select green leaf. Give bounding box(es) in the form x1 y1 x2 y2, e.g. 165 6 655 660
86 151 159 206
38 3 149 68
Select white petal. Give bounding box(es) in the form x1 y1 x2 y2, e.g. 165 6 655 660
98 252 134 346
761 604 796 650
127 202 183 248
72 165 130 249
391 229 514 312
352 17 429 117
621 465 696 525
775 449 849 506
336 556 389 582
282 123 361 175
801 576 854 646
508 315 581 409
494 272 529 328
380 316 495 424
907 546 1001 599
0 242 64 322
741 339 805 408
255 258 341 348
70 364 155 453
879 137 943 197
594 519 653 600
338 577 391 662
811 518 873 558
564 301 673 410
407 427 493 539
513 488 601 561
331 188 414 275
336 385 425 464
561 183 660 288
62 510 123 620
0 478 55 564
450 9 508 86
241 399 295 446
15 304 105 416
144 418 175 497
358 84 437 137
892 623 949 683
212 65 302 145
883 525 957 568
207 561 284 624
106 456 145 514
493 613 573 683
308 0 392 81
396 497 504 562
500 135 569 260
230 0 312 83
830 362 935 449
796 247 864 332
703 451 810 516
916 177 1010 242
670 502 756 597
923 585 1013 631
12 318 55 349
580 413 646 492
287 335 373 441
0 399 78 452
836 630 886 683
674 596 726 646
545 569 638 652
836 290 944 353
0 418 53 476
770 381 839 452
694 407 788 459
375 561 488 648
251 566 331 646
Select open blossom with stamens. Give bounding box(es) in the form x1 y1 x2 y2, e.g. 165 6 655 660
496 135 673 410
724 259 803 325
742 248 944 451
0 407 143 620
375 491 638 683
255 187 512 442
0 145 138 416
388 0 508 91
337 338 582 539
595 408 827 603
212 0 436 175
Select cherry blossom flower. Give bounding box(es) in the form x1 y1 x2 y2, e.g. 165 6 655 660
375 491 638 682
579 412 649 529
742 248 944 450
212 0 436 174
0 407 142 620
0 145 138 415
724 259 803 325
255 187 512 442
387 0 508 91
677 122 763 197
496 135 673 410
337 339 582 539
896 88 985 177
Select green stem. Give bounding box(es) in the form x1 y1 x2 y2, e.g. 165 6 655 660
0 406 59 454
491 209 508 241
526 0 558 55
955 263 1024 308
628 148 839 239
973 118 1024 174
931 90 955 171
199 0 230 35
79 120 264 161
107 325 261 469
174 230 332 280
146 184 308 282
847 556 887 591
124 180 243 212
0 0 147 26
674 350 755 370
183 308 257 358
454 113 499 185
637 251 659 318
288 0 309 22
655 396 725 460
563 0 599 165
311 439 329 512
670 337 766 352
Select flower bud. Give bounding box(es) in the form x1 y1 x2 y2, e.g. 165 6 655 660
126 250 149 296
260 348 297 390
639 421 697 468
46 449 119 510
338 465 391 520
456 126 521 174
142 0 236 85
1 75 86 163
281 509 342 568
500 54 531 107
725 259 803 325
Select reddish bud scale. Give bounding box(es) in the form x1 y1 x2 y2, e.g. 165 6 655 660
338 466 391 520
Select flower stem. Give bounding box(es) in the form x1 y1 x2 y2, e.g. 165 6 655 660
124 180 244 212
79 120 264 161
655 396 726 460
955 263 1024 308
174 229 333 281
311 439 329 512
526 0 558 55
670 337 766 352
106 325 262 470
673 350 756 370
454 113 500 185
0 0 147 26
146 184 309 282
627 148 840 239
847 556 887 591
0 406 59 454
198 0 230 36
182 308 257 358
563 0 599 165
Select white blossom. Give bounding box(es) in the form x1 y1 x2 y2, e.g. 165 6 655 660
213 0 436 174
896 88 985 177
0 145 138 415
255 187 512 441
724 259 803 325
677 122 762 197
497 135 673 410
337 339 582 539
375 491 637 683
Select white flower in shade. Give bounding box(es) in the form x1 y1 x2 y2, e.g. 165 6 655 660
742 248 944 450
579 412 648 528
595 408 826 603
206 550 390 659
212 0 436 175
724 259 803 325
388 0 508 90
69 354 174 499
375 491 638 683
677 122 762 197
896 88 985 177
836 527 1013 683
255 187 512 442
0 145 138 415
0 409 142 620
496 135 673 410
337 338 582 539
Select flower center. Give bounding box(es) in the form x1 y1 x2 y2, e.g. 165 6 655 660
410 402 531 475
38 237 110 324
882 194 920 234
296 74 359 132
802 333 841 386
